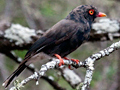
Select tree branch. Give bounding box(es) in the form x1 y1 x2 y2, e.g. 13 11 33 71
0 18 120 53
60 67 82 88
7 40 120 90
89 18 120 41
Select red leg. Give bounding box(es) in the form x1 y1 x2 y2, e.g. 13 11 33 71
71 59 79 64
63 57 69 60
63 57 79 69
54 54 64 66
68 65 72 70
64 57 79 70
64 57 79 64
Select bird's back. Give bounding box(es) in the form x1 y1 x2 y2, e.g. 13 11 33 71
41 19 91 57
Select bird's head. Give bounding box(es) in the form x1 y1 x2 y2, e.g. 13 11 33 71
66 5 106 23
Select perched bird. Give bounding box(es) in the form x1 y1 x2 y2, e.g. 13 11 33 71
3 5 106 88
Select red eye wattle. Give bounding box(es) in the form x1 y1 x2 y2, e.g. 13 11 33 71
89 9 94 15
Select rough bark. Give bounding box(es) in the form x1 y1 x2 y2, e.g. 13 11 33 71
0 18 120 54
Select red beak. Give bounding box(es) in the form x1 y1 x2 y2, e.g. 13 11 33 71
97 12 107 17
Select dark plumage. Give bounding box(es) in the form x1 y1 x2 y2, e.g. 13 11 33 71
3 5 106 88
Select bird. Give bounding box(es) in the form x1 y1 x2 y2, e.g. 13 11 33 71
3 5 106 88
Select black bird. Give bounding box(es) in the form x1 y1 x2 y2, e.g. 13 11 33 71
3 5 106 88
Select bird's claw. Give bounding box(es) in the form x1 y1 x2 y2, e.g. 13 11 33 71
71 59 79 64
54 54 64 66
64 57 79 69
68 65 74 70
59 60 64 66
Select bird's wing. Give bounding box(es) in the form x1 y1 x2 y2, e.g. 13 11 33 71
24 19 82 60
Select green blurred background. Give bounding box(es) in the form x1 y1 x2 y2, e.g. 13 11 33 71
0 0 120 90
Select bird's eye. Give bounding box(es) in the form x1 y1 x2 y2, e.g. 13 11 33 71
89 9 94 15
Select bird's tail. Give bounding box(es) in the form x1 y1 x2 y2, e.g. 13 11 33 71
2 60 27 88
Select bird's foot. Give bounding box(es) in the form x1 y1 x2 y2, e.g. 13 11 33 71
64 57 79 69
54 54 64 66
71 59 79 64
64 57 79 64
63 57 72 69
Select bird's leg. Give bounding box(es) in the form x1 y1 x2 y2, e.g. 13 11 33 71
64 57 79 64
63 57 79 69
71 59 79 64
63 57 69 60
63 57 71 69
54 54 64 66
